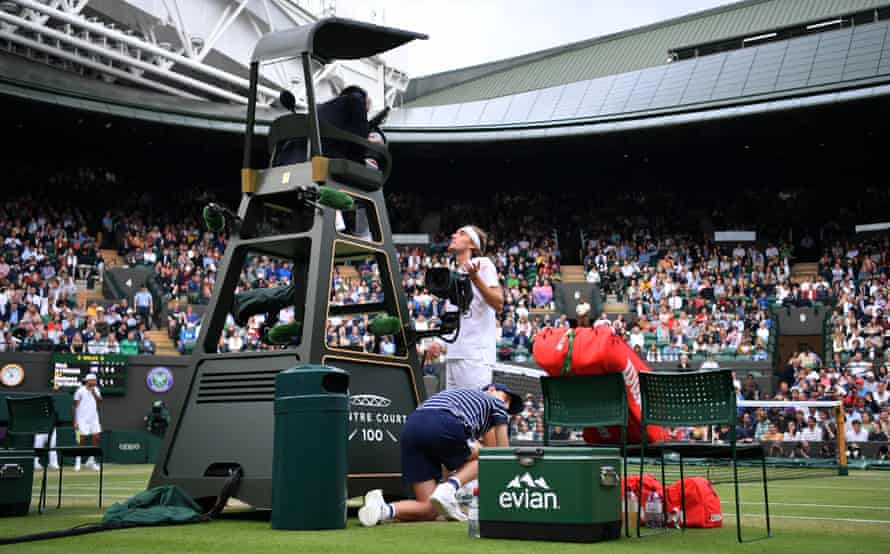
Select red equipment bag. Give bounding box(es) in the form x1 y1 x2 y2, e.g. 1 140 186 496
665 477 723 528
621 474 664 501
533 324 670 444
531 327 575 375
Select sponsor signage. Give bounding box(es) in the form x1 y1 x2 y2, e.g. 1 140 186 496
499 472 560 510
330 359 417 475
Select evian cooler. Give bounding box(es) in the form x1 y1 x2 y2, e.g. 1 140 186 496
478 447 621 542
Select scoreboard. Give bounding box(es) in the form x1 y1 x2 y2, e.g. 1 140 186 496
52 353 129 395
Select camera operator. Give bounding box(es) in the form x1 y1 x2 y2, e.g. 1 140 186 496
444 225 503 390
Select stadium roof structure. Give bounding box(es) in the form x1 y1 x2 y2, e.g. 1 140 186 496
3 0 890 144
403 0 889 106
386 0 890 142
0 51 284 133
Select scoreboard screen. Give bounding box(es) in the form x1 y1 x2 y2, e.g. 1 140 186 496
52 353 129 395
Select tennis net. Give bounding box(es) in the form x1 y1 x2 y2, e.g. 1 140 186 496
485 365 849 481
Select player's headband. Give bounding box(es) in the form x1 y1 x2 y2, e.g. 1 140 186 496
461 226 481 250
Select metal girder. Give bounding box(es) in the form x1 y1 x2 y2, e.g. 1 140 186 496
0 26 205 100
0 9 250 103
3 0 405 112
13 0 281 103
196 0 250 63
270 0 317 27
160 0 193 58
383 66 410 106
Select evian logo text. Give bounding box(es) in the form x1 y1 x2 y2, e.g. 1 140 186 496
498 472 559 510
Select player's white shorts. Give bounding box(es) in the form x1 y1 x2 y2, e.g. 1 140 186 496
446 359 494 390
77 422 102 436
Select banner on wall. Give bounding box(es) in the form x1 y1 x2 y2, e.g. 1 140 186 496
714 231 756 242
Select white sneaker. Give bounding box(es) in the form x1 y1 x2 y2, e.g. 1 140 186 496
359 489 386 527
48 464 60 471
74 461 81 472
34 462 43 470
430 483 467 522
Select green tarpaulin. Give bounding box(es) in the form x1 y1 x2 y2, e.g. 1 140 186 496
102 486 204 526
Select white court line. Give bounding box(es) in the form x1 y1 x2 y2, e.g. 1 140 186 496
31 494 129 499
722 501 890 511
726 513 890 524
31 486 141 490
737 483 884 491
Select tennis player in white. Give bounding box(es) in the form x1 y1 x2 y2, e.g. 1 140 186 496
444 225 503 390
73 373 102 471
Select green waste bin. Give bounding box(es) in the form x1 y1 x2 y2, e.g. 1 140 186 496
272 365 350 530
0 449 35 516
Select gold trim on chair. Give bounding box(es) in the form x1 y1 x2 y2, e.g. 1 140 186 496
241 168 258 193
312 156 329 183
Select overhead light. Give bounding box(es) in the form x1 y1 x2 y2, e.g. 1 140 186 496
807 19 843 30
742 32 777 44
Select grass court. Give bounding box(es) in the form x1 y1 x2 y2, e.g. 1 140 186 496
2 464 888 553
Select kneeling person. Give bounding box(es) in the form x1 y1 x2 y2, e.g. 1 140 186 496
359 384 522 526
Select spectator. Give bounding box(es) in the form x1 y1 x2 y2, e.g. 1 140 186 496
749 409 769 441
783 421 802 442
700 354 720 370
736 412 755 442
134 285 153 330
120 330 139 355
800 417 824 442
846 420 869 442
178 322 197 354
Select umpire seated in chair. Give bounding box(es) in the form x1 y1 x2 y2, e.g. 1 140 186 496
271 86 371 167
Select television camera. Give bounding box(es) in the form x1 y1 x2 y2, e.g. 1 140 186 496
370 266 473 344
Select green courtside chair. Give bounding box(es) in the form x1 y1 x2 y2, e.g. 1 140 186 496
541 373 632 537
7 396 104 511
5 395 51 513
638 370 770 543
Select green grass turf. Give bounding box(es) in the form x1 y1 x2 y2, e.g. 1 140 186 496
2 465 889 553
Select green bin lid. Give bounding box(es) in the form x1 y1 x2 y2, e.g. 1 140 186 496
276 365 350 397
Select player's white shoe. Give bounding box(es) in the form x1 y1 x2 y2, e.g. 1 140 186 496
359 489 386 527
430 483 467 522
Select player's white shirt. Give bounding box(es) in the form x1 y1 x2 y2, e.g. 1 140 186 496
446 256 499 362
73 385 102 426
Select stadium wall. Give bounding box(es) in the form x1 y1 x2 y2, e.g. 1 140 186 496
0 353 192 430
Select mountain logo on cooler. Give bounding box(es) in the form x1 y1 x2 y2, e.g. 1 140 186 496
499 472 559 510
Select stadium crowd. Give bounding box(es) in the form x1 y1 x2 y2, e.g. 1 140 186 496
821 237 890 362
0 197 162 354
582 228 781 363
